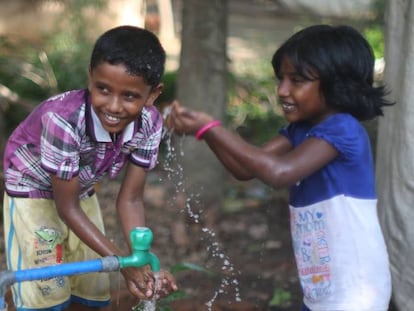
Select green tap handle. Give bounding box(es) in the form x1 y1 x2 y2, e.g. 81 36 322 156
118 227 160 272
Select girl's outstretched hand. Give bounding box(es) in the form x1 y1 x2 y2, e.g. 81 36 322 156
165 100 214 136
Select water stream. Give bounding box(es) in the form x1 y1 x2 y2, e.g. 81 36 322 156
161 130 242 310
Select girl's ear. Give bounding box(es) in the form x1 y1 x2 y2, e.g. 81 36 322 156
145 83 164 107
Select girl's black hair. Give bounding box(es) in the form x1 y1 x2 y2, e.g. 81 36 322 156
272 24 394 121
90 25 166 88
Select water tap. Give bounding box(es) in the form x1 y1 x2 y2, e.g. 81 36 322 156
118 227 160 272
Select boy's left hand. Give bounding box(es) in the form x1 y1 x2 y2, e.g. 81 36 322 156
122 266 154 299
123 266 178 300
153 269 178 299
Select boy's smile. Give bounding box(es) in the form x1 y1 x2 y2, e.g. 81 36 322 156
88 62 162 134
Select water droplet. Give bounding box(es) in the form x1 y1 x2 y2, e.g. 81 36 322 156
160 133 242 309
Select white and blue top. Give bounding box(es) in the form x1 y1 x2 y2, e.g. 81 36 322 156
280 113 391 311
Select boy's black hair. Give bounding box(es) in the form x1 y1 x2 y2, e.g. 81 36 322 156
272 24 394 121
90 25 166 88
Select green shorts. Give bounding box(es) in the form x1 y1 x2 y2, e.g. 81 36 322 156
3 192 111 310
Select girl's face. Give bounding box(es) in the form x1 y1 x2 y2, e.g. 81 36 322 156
88 62 163 134
276 56 335 125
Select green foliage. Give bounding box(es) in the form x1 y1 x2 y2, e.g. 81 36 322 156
157 71 177 105
227 72 286 144
364 25 384 59
45 33 89 90
0 36 56 135
0 0 107 96
169 262 217 277
0 36 53 101
41 0 107 91
268 288 292 308
0 1 107 132
363 0 386 60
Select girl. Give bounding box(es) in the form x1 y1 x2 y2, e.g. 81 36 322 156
167 24 394 310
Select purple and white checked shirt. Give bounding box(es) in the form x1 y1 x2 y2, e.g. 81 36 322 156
4 89 163 199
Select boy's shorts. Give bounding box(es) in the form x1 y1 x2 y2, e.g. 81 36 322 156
3 192 111 310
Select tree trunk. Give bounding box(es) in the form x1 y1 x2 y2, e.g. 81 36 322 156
174 0 228 224
157 0 175 41
377 0 414 310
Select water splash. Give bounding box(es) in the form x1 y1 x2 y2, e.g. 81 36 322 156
161 130 242 310
201 226 242 308
133 299 155 311
115 269 121 309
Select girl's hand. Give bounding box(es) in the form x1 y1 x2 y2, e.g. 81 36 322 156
165 100 214 136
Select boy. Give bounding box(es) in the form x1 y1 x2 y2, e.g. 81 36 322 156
3 25 177 311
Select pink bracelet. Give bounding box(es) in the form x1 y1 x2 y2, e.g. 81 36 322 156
195 120 222 140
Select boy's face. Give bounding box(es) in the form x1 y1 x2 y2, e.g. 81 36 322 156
88 62 163 134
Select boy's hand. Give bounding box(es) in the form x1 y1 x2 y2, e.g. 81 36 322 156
122 266 178 300
122 266 154 299
153 269 178 299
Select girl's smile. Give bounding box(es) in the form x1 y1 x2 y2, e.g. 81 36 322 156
280 101 297 113
277 56 335 125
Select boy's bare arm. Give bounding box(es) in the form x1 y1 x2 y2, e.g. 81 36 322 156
116 162 147 248
117 163 178 297
51 175 124 257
